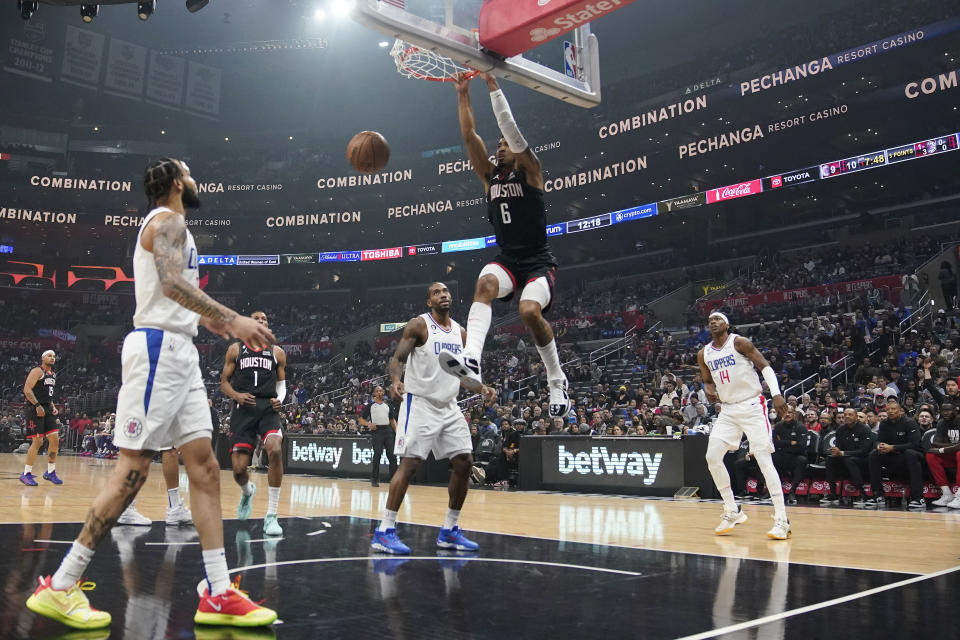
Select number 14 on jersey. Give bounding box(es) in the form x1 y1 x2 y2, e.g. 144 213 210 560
717 370 731 384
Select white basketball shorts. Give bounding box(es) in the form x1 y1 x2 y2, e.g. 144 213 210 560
114 328 212 451
394 392 472 461
709 395 774 454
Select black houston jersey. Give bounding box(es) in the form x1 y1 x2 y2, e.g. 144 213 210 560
487 168 547 257
31 368 55 405
231 343 278 398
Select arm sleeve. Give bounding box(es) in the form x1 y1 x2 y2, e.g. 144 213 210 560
362 403 371 420
489 89 528 153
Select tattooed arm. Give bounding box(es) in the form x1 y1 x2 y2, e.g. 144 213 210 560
151 212 236 323
143 211 274 348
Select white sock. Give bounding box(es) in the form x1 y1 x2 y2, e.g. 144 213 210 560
47 462 56 473
24 465 32 475
202 548 230 596
465 302 492 359
51 541 94 590
167 488 180 508
267 486 281 516
536 339 565 382
378 509 398 532
241 481 255 497
443 508 460 530
940 486 953 497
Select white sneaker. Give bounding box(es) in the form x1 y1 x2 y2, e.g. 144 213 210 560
548 378 572 418
932 492 954 507
117 503 152 526
947 496 960 509
767 516 791 540
165 502 193 526
714 506 747 535
470 465 486 484
438 349 483 393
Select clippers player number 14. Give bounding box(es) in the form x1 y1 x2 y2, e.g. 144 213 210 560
439 72 570 419
698 311 792 541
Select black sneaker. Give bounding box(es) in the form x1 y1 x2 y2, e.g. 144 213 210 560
786 494 798 505
907 499 926 510
852 495 870 507
821 494 840 505
868 496 886 508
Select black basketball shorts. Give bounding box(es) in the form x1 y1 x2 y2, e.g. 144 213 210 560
486 249 558 314
229 398 282 454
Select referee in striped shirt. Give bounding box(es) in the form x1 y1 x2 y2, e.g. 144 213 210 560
361 386 397 486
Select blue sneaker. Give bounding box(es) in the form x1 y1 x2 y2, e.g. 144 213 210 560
19 472 38 486
237 484 256 520
436 527 479 551
371 528 411 555
42 471 63 485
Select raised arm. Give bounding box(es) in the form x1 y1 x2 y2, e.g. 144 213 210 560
143 211 274 349
734 336 786 417
453 73 497 187
480 73 543 190
388 317 427 400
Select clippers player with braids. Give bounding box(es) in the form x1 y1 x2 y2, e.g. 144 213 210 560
439 72 570 419
698 312 792 541
27 157 277 630
221 311 287 536
20 350 62 486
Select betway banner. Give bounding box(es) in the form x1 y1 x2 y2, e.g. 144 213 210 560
699 274 905 313
540 437 683 489
285 436 399 478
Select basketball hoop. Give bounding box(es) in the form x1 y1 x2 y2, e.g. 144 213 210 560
390 39 479 82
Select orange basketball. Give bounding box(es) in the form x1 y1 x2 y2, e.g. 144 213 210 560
346 131 390 173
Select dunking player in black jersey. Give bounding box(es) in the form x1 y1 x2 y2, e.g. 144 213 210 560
221 311 287 536
440 72 570 418
21 350 61 486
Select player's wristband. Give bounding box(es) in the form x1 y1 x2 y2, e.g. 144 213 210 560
760 366 781 398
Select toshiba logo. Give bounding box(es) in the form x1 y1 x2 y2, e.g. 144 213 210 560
361 248 401 261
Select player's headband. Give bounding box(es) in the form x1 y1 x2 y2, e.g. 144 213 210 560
708 312 729 325
41 350 55 359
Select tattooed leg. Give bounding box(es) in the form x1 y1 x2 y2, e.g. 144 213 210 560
76 449 154 549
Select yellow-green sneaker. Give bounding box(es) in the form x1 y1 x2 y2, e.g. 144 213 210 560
26 575 111 630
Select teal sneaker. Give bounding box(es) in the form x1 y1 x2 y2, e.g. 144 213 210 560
263 514 283 536
237 484 256 520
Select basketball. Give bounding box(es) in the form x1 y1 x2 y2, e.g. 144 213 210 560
347 131 390 173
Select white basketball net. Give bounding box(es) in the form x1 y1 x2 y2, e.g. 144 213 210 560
390 39 477 82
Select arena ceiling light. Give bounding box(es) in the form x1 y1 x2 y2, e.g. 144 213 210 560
137 0 155 20
330 0 353 19
80 3 98 22
17 0 38 20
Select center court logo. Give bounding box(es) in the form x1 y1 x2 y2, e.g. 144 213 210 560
557 445 662 485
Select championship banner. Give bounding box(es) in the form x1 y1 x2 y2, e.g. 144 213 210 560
698 275 905 313
2 18 57 83
60 25 106 89
103 37 147 99
145 51 186 108
185 61 221 117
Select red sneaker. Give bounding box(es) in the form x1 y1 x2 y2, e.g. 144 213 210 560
194 586 277 627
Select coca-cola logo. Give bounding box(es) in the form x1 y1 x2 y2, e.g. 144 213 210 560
707 179 763 204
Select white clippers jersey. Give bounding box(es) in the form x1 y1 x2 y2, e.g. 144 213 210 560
404 313 463 405
132 207 201 337
704 333 762 404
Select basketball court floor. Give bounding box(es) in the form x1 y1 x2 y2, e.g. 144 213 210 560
1 454 957 639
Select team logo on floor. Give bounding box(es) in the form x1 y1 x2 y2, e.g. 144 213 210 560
124 418 143 438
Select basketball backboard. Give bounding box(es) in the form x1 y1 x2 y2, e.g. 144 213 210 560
351 0 603 107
